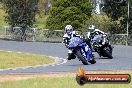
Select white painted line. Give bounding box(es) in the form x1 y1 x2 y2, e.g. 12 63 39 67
7 51 12 52
17 52 22 53
59 59 67 65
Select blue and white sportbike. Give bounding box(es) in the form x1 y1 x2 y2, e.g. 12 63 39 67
67 37 96 65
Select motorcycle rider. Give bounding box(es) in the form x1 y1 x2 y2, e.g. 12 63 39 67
63 25 92 60
87 25 112 56
88 25 108 46
63 25 80 60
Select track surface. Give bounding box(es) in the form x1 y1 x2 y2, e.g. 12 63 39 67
0 40 132 74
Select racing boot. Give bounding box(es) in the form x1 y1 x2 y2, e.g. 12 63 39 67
67 53 76 60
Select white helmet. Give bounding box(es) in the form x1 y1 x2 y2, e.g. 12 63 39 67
89 25 95 30
65 25 73 34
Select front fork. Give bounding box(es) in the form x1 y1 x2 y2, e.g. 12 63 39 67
80 46 92 61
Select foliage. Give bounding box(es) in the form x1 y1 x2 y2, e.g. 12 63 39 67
1 0 39 28
38 0 51 16
103 0 132 34
0 2 47 29
120 0 132 34
85 13 119 34
35 15 48 29
46 0 92 30
0 3 8 26
129 0 132 34
103 0 127 21
0 0 39 40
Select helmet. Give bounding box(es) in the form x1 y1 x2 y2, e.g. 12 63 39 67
65 25 73 34
88 25 95 32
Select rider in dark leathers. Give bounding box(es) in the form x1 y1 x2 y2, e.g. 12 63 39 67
87 25 112 56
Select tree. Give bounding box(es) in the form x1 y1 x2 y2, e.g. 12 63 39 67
129 0 132 34
38 0 51 16
103 0 132 34
102 0 129 34
46 0 92 30
86 13 116 33
1 0 39 40
103 0 127 21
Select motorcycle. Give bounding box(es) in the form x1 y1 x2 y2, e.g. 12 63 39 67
67 37 96 65
91 34 113 59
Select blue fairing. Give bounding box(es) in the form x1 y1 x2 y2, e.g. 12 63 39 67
86 47 92 61
68 37 83 47
68 37 92 61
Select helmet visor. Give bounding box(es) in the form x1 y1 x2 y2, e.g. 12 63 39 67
66 28 72 34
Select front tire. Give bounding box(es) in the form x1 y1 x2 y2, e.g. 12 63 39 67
76 51 88 65
89 59 96 64
105 50 113 59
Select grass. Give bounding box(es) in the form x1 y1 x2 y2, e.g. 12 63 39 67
0 74 131 88
0 51 54 69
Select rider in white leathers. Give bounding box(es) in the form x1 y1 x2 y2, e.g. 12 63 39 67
63 25 81 60
63 25 94 60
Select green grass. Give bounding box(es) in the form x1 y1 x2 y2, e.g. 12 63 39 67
0 76 131 88
0 51 54 69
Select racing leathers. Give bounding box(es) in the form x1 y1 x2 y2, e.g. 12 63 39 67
63 31 93 60
87 29 108 46
63 31 80 60
87 29 112 56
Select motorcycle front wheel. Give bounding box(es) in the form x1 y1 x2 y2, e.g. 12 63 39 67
104 47 113 59
76 51 88 65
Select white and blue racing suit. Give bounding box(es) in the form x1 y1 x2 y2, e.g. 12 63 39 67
63 31 92 60
63 31 81 60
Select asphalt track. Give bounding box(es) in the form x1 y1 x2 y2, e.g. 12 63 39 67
0 40 132 74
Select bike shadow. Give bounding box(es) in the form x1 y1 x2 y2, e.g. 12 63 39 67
96 57 111 59
66 63 96 66
65 63 83 66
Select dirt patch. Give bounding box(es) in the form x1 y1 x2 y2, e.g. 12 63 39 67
0 72 75 82
0 70 132 82
0 75 34 82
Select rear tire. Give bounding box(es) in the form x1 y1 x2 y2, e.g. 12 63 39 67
76 51 88 65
